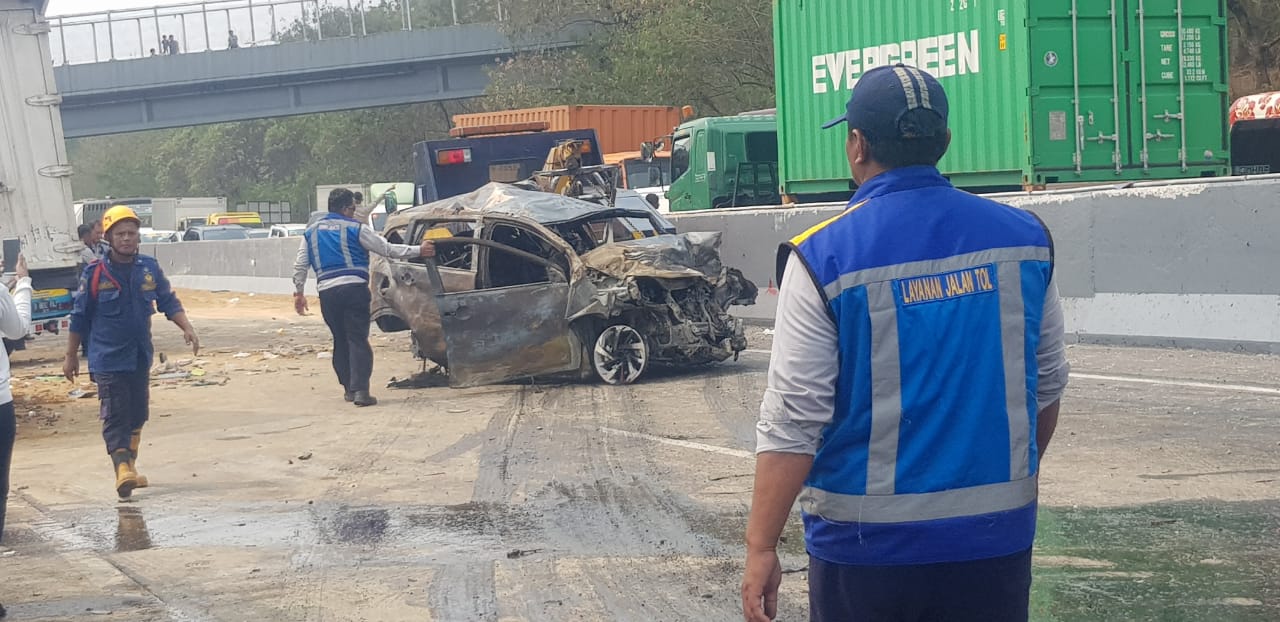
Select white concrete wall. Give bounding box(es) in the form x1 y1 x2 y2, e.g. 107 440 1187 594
143 175 1280 352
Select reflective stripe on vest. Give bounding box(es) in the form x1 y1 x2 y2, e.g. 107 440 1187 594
800 475 1038 524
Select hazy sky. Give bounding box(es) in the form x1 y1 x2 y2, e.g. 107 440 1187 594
47 1 191 17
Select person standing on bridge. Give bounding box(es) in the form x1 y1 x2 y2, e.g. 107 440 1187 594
741 65 1070 622
228 30 239 49
63 206 200 500
292 188 434 407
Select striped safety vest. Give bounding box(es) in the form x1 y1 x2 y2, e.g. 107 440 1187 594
781 165 1055 566
306 213 371 283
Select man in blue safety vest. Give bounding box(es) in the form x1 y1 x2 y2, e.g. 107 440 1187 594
292 187 434 407
741 65 1070 621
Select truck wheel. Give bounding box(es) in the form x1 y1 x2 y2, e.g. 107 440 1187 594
592 324 648 385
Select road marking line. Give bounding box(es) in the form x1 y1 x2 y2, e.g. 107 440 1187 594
601 427 753 459
746 349 1279 396
1070 373 1280 396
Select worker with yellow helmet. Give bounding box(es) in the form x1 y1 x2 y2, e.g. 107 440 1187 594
63 205 200 499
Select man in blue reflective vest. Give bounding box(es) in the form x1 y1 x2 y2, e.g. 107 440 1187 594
742 65 1070 622
293 188 434 407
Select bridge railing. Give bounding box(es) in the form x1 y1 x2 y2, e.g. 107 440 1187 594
49 0 507 66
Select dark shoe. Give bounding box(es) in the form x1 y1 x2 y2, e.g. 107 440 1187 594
344 391 355 403
353 391 377 407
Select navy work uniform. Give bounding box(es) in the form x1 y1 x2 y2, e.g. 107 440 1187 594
757 65 1070 621
70 255 184 484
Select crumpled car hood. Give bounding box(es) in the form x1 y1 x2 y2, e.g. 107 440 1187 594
578 231 730 281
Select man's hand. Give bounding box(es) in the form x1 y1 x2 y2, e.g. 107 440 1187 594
15 254 28 280
741 548 782 622
419 240 435 258
63 352 79 383
293 292 309 316
183 327 200 356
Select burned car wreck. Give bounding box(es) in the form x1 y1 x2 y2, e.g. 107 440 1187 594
370 183 758 387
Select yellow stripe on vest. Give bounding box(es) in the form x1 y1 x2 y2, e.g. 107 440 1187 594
790 200 870 246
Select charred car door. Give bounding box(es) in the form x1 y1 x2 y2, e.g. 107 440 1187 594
428 223 579 387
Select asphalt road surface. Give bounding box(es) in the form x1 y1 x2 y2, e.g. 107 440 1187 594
1 291 1276 621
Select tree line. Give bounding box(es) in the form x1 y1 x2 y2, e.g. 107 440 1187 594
68 0 1274 216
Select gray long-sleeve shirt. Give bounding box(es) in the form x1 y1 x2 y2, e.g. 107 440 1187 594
293 223 420 294
757 253 1070 455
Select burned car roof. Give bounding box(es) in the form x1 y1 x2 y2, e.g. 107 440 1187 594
384 182 652 229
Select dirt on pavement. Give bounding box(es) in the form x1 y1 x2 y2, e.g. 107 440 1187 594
0 290 1276 621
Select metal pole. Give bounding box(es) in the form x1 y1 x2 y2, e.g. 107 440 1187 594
270 3 277 41
346 0 354 36
249 0 256 44
450 0 457 25
203 3 211 51
1070 0 1082 174
153 7 161 53
59 18 68 66
181 13 188 51
107 11 116 60
315 0 323 41
406 0 413 30
1175 0 1188 171
359 0 366 35
1138 0 1151 170
496 0 502 22
1109 0 1123 174
136 16 144 58
300 0 307 41
225 9 232 47
92 21 99 62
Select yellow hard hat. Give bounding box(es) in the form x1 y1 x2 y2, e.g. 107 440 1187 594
102 205 140 233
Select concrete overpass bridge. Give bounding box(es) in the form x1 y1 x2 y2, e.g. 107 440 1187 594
45 0 582 137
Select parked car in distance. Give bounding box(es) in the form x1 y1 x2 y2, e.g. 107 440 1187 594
182 225 250 241
246 228 270 239
140 228 178 243
269 224 308 238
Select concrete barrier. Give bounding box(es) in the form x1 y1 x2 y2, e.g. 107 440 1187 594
143 175 1280 352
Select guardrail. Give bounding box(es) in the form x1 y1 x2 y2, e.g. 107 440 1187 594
48 0 506 65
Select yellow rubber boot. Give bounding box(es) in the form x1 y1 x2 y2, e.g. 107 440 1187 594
112 449 139 499
129 430 149 489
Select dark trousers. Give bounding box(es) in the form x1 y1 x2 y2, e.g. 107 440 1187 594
96 370 150 454
809 549 1033 622
319 283 373 394
0 401 14 541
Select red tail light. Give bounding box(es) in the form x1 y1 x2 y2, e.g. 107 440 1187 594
436 148 473 166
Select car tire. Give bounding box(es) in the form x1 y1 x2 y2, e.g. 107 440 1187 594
591 323 648 385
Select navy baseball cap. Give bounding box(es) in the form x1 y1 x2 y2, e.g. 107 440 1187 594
821 64 949 140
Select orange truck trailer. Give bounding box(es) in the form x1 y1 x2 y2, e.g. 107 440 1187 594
451 105 682 195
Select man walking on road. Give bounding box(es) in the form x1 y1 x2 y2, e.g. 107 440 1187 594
63 206 200 499
741 65 1070 622
292 188 434 407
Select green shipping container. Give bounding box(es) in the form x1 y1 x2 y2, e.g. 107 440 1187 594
775 0 1231 194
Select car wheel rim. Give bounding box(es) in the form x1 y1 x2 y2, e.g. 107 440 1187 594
593 325 647 385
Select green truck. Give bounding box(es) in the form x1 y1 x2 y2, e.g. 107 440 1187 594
648 112 782 212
